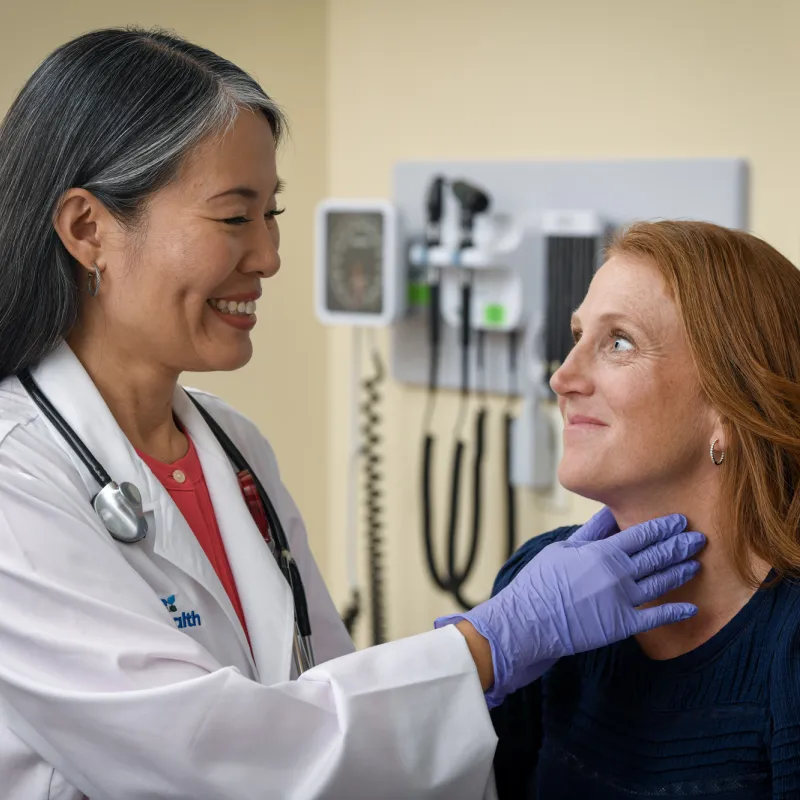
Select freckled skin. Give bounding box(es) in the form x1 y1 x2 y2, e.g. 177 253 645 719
550 255 717 513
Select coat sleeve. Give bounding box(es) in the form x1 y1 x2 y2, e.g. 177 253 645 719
0 423 497 800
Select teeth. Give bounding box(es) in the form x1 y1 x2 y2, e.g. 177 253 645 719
208 298 257 316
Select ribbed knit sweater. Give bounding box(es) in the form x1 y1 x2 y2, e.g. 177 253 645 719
490 526 800 799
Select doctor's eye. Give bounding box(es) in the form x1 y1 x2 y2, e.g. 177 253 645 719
222 209 285 226
570 327 582 344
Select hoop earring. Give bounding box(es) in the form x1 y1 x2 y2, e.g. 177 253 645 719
87 263 101 297
710 439 725 466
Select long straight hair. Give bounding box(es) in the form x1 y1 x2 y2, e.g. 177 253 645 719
608 221 800 585
0 27 286 380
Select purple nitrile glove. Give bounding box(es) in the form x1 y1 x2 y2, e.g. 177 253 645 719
436 508 705 709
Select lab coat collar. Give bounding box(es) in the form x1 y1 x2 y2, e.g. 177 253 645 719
28 342 293 683
173 388 294 682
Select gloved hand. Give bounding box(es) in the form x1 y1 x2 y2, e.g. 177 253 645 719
435 507 705 709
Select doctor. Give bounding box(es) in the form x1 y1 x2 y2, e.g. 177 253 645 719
0 27 706 800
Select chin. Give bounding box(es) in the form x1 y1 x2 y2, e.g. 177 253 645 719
194 342 254 373
557 459 612 503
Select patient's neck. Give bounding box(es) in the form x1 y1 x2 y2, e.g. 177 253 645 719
609 479 771 661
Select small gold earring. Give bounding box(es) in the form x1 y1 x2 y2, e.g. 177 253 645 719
710 439 725 466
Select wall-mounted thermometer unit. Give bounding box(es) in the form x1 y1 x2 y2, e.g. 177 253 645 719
314 199 403 327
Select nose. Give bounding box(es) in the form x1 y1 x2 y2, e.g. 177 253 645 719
242 219 281 279
549 339 593 397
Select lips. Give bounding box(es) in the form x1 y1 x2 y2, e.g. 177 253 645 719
567 414 607 427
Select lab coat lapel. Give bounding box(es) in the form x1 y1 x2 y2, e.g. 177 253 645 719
173 389 295 684
151 494 258 677
28 344 260 677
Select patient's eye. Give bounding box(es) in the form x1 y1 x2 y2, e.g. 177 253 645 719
610 330 635 352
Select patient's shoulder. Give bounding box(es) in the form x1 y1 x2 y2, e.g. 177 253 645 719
492 525 580 597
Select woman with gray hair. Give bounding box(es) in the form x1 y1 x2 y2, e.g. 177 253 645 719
0 27 705 799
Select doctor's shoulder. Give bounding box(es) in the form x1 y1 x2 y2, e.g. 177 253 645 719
0 376 88 496
491 525 581 598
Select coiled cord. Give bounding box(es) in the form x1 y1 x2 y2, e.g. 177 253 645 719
362 344 387 645
341 589 361 638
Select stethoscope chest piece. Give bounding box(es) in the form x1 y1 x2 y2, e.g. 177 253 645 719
92 481 148 543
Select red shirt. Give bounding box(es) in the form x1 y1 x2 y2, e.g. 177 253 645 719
137 434 250 638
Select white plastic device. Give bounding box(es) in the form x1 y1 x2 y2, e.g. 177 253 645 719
314 198 403 327
407 212 534 333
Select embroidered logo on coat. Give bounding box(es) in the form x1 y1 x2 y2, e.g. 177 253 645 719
161 594 202 629
161 595 178 613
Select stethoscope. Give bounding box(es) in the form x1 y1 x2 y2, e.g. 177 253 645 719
18 369 316 675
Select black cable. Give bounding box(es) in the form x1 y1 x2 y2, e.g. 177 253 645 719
448 326 486 597
185 392 313 639
462 329 487 582
460 281 472 403
421 278 449 593
420 176 446 594
423 282 441 431
445 279 472 599
19 370 112 488
362 345 387 646
504 331 519 561
422 434 449 591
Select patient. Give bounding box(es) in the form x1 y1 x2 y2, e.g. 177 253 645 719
491 220 800 799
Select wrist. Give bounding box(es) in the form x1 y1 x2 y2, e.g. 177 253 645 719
455 620 495 691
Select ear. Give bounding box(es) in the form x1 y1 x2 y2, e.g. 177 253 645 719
53 188 116 277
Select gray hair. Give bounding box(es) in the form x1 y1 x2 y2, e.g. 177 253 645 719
0 26 287 379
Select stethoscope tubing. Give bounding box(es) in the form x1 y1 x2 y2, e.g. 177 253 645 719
18 369 315 672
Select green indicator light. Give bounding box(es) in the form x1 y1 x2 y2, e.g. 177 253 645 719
408 283 431 307
484 304 506 326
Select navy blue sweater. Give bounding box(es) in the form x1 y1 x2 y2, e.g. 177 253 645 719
490 526 800 799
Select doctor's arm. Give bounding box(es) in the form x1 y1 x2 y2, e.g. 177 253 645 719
0 438 497 800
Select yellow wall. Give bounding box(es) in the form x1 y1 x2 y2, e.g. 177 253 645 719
0 0 332 567
324 0 800 644
3 0 800 649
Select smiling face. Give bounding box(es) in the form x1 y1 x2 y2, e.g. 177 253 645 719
550 254 720 508
72 109 283 376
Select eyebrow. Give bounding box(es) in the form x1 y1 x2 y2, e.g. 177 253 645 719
206 177 285 202
570 310 650 333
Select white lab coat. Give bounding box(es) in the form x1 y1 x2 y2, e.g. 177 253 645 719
0 343 498 800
